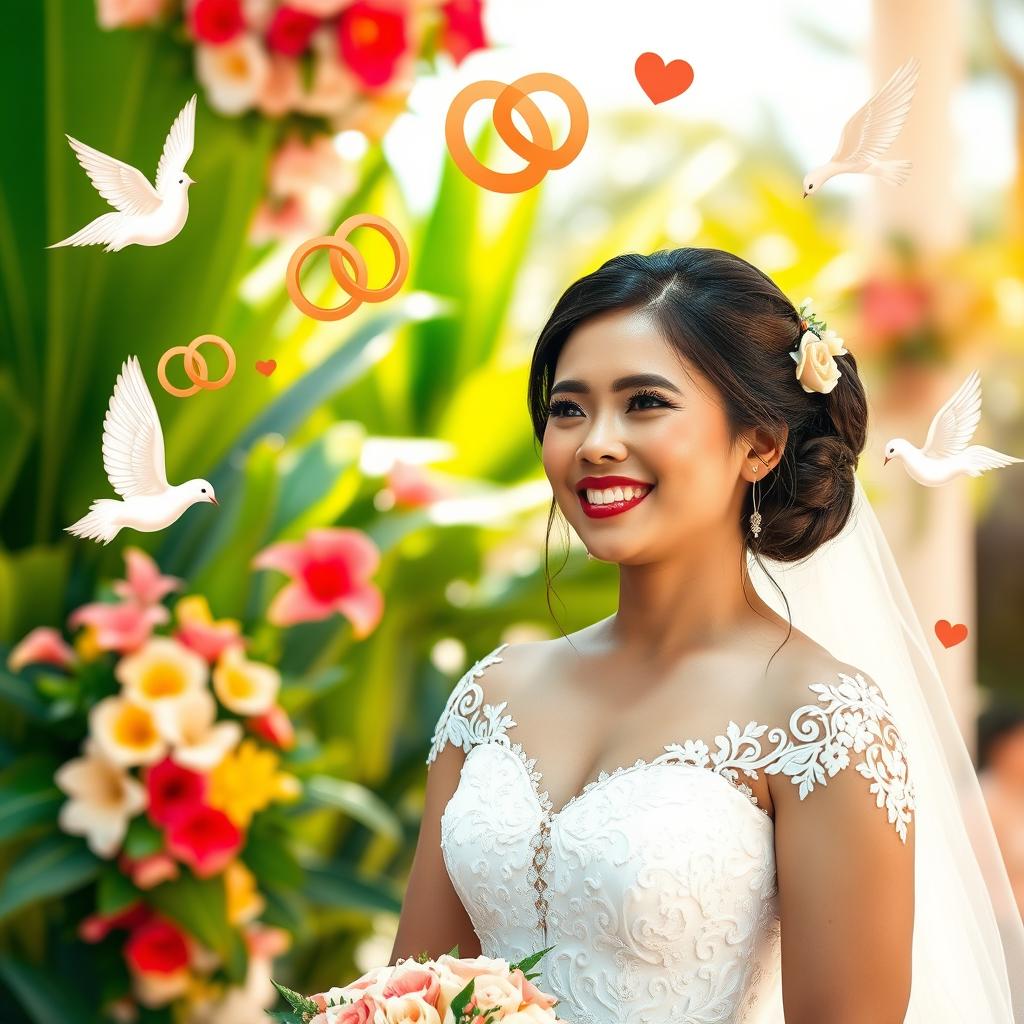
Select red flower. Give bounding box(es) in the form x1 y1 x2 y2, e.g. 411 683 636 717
252 528 383 635
247 704 296 750
165 805 243 878
189 0 245 44
337 1 408 89
440 0 486 65
267 5 319 56
68 601 169 655
859 278 930 340
124 917 190 975
145 757 207 828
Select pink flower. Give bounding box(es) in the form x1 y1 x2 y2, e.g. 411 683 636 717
269 134 351 200
118 851 180 890
7 626 77 672
172 594 245 664
266 5 319 56
249 194 319 244
252 528 383 636
68 601 169 655
386 460 450 509
337 1 409 90
257 53 304 118
79 901 153 943
440 0 486 65
382 966 441 1005
165 804 243 877
189 0 245 43
112 548 183 607
333 995 379 1023
96 0 167 29
286 0 348 13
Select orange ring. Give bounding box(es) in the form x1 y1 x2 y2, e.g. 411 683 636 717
286 214 409 322
491 73 588 171
445 72 589 194
157 335 235 398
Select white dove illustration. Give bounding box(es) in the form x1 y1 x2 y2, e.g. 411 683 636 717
48 94 197 252
883 369 1024 486
802 56 920 198
65 356 218 545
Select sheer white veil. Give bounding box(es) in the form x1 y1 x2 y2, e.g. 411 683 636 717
746 472 1024 1022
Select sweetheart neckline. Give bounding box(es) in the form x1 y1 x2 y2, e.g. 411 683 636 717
469 734 775 825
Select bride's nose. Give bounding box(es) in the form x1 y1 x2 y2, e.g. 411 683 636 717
576 410 629 463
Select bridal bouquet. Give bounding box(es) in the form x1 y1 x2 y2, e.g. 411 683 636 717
269 946 569 1023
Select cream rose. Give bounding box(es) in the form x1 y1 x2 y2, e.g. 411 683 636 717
790 328 847 394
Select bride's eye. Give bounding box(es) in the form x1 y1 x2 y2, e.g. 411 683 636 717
548 389 673 418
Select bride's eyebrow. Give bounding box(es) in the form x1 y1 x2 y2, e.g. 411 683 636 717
550 372 683 396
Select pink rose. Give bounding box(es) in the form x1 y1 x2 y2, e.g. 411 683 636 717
332 994 378 1023
381 965 440 1007
510 967 558 1011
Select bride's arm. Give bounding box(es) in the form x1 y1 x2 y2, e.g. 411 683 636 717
389 736 482 964
771 667 916 1024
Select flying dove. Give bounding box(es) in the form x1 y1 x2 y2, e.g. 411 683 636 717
802 56 919 198
883 369 1024 486
66 356 218 545
48 94 198 252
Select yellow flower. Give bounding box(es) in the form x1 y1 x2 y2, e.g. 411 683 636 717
208 739 287 828
224 860 265 926
212 646 280 716
116 636 207 709
74 626 105 663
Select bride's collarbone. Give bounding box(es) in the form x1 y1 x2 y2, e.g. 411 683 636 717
492 643 788 819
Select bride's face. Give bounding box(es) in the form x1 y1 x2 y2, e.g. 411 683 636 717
542 306 747 565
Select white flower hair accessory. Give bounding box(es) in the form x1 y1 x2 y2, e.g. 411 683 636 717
789 297 848 395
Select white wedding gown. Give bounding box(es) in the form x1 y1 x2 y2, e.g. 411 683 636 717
426 642 917 1024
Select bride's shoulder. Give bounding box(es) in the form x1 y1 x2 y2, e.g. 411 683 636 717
424 640 544 766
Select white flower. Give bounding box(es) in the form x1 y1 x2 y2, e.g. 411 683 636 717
154 689 243 772
195 33 270 116
90 695 167 767
212 646 280 716
116 636 208 710
789 328 848 394
55 739 147 857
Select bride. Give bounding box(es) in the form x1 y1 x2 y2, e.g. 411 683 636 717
388 247 1024 1022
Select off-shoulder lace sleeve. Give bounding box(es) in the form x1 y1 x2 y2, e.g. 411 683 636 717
425 643 512 766
764 669 917 843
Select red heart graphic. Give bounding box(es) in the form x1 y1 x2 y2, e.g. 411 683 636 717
255 359 277 377
934 619 968 648
635 52 695 105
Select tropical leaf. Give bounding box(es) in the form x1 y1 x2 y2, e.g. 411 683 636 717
0 834 100 924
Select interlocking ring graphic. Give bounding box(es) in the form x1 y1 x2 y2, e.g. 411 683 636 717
445 72 589 194
157 334 236 398
286 213 409 322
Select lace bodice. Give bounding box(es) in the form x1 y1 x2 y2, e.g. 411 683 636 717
427 642 916 1024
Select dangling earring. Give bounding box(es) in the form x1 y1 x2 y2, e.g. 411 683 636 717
749 464 762 539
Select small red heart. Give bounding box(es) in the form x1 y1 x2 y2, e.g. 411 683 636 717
934 619 968 648
635 52 695 105
255 359 276 377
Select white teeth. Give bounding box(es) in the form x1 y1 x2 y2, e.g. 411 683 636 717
584 485 651 505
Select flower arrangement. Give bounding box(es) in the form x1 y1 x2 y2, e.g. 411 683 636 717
4 547 306 1019
269 948 569 1023
92 0 491 241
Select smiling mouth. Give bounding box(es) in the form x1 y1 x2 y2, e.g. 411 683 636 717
578 485 654 519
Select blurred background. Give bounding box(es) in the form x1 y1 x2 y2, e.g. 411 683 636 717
1 0 1024 1019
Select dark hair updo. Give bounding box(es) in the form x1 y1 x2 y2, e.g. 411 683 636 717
527 247 869 564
